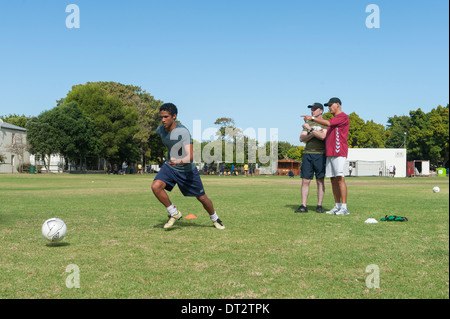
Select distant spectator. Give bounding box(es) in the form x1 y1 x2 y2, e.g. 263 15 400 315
122 161 128 175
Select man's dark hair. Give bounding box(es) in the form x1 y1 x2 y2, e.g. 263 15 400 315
160 103 178 116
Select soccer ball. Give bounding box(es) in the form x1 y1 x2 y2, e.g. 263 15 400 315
42 218 67 242
433 186 440 193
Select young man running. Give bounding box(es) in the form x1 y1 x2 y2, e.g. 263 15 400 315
301 97 350 215
151 103 225 229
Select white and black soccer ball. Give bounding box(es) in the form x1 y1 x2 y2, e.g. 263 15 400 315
42 218 67 242
433 186 440 193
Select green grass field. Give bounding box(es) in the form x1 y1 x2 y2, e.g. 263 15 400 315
0 173 448 299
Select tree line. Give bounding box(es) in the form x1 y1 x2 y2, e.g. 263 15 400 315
1 81 448 170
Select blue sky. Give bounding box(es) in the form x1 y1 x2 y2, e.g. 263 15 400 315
0 0 448 145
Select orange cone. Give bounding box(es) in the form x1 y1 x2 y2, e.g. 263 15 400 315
185 214 197 219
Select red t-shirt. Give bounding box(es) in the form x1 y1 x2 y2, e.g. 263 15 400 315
325 112 349 157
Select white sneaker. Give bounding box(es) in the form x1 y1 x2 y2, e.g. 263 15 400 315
336 208 350 216
212 218 226 230
164 211 182 229
326 207 340 215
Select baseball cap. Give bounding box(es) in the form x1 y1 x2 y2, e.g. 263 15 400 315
307 103 324 109
324 97 342 106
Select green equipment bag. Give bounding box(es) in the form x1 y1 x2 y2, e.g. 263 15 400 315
380 215 408 222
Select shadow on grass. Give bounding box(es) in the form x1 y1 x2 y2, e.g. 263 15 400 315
45 242 71 248
0 214 14 227
285 204 331 212
153 220 213 231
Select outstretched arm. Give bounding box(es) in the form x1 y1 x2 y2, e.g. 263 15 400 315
301 115 331 127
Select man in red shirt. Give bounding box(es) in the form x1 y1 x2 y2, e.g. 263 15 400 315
301 97 350 215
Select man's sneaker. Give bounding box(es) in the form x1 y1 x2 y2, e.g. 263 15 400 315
316 205 324 213
164 211 182 229
326 207 340 215
213 218 225 230
336 208 350 216
295 205 308 213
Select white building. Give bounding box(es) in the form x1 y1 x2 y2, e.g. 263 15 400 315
347 148 407 178
0 120 30 174
30 154 66 173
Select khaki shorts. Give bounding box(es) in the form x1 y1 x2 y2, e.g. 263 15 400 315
326 156 347 178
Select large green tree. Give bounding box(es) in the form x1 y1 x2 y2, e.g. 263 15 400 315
26 102 102 172
62 83 139 165
61 82 163 167
26 112 61 172
385 115 410 148
406 105 449 166
407 108 430 163
427 105 449 166
347 112 365 147
94 82 163 164
52 102 103 164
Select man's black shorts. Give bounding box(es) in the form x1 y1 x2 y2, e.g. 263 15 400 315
154 164 205 197
301 153 326 179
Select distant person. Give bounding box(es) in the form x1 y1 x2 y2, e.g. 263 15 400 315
137 163 143 175
348 164 353 177
151 103 225 230
231 164 235 176
296 103 327 214
244 163 249 176
379 167 383 176
122 161 127 175
389 165 394 177
302 97 350 216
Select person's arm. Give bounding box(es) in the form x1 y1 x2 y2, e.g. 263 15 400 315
300 119 328 142
300 122 316 143
301 115 331 127
311 127 327 141
301 130 316 143
169 144 193 166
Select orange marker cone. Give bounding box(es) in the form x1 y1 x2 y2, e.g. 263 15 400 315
185 214 197 219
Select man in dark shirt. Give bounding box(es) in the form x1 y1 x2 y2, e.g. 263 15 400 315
295 103 328 213
151 103 225 229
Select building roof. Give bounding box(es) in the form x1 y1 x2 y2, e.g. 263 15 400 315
0 120 27 132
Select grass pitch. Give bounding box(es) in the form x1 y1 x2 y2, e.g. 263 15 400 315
0 173 448 299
